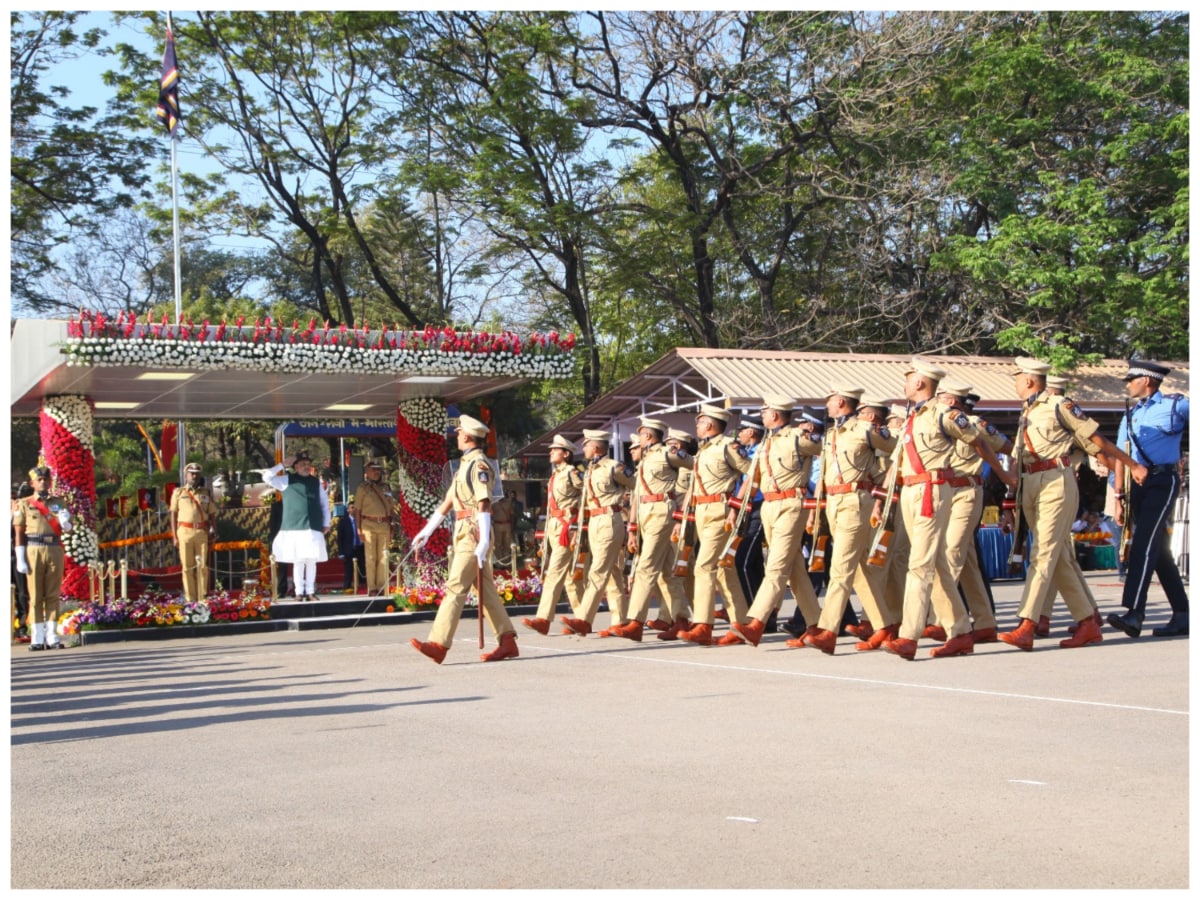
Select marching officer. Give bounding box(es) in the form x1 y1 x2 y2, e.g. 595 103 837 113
170 462 218 605
676 405 754 645
353 458 396 595
796 387 897 655
998 358 1144 651
883 359 1015 660
409 414 519 664
1108 359 1189 638
561 430 637 636
524 435 584 634
730 395 823 647
608 418 694 642
13 465 73 651
731 415 767 625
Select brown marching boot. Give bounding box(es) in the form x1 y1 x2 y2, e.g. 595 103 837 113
481 632 520 662
679 622 713 645
846 621 874 641
804 628 838 655
971 627 998 644
657 619 690 641
1000 618 1037 651
922 624 947 641
883 637 918 660
929 632 975 658
715 631 745 646
714 608 730 621
1067 610 1103 635
857 624 898 652
410 638 448 665
522 617 550 636
1036 615 1051 636
1059 615 1103 649
732 617 765 647
645 618 672 631
560 616 592 636
613 620 644 642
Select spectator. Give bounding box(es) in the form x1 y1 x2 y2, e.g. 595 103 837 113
263 450 331 602
337 501 366 590
11 482 34 642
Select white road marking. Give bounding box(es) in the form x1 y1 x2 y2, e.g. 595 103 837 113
1008 780 1047 786
726 816 759 823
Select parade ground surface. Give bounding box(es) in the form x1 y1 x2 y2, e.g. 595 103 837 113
10 573 1190 891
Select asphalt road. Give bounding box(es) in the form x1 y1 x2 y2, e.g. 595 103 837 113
9 573 1189 890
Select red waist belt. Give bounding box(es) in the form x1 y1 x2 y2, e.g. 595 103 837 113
900 468 954 487
587 506 617 515
178 521 209 529
1023 455 1072 474
762 488 798 502
824 481 874 495
361 514 390 523
639 493 667 503
694 492 727 504
947 474 984 488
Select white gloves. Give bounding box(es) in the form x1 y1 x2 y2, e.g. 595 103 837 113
474 512 492 568
411 510 445 552
15 546 29 575
57 509 73 532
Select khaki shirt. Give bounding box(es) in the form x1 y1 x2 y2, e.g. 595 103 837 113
899 400 981 477
353 478 394 526
170 485 217 527
583 457 636 511
1018 393 1101 462
448 448 494 513
822 418 896 488
546 462 583 518
634 442 693 501
13 493 67 539
693 434 753 496
952 413 1010 477
757 426 821 493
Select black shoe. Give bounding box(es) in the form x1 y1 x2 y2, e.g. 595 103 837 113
779 620 804 638
1152 616 1189 637
29 644 46 652
1107 612 1142 639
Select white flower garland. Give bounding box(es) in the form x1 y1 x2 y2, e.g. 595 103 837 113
395 467 440 518
62 337 575 380
400 397 447 433
40 395 95 453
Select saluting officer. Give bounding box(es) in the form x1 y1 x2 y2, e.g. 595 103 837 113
609 418 694 642
409 414 519 664
884 359 1015 660
675 405 754 645
524 435 584 634
1108 359 1189 638
13 465 73 651
730 395 823 647
797 387 897 655
170 462 218 605
561 429 637 636
353 458 396 595
998 358 1143 651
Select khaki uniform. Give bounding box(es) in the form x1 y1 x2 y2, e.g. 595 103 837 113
14 493 67 629
170 485 218 604
815 417 896 633
896 401 984 642
426 448 516 648
492 496 517 567
932 413 1008 631
689 433 753 626
575 457 637 627
746 425 823 625
626 442 694 625
1014 394 1101 622
352 478 395 593
533 461 584 620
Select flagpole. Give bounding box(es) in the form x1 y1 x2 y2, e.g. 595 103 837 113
167 12 186 483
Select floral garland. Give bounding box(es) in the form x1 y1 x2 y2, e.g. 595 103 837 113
39 395 98 601
63 311 576 380
396 398 450 563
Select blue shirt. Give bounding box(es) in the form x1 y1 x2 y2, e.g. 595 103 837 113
736 442 764 503
1117 390 1188 466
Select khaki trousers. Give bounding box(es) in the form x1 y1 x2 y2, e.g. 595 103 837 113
27 544 64 625
627 500 690 624
931 485 994 630
535 516 583 620
178 529 209 605
691 500 748 626
428 519 514 649
1017 469 1094 622
362 524 390 592
747 496 820 625
879 507 909 625
577 512 628 627
817 490 888 633
898 481 970 641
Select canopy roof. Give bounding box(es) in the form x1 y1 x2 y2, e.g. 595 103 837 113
515 347 1190 457
10 319 539 420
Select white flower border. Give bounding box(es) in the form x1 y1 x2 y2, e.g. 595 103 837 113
396 398 447 520
40 394 95 453
62 336 574 380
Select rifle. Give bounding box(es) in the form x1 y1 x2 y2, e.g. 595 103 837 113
1118 399 1136 564
867 433 905 568
568 462 591 582
717 439 763 569
671 468 698 577
1006 409 1029 574
807 438 829 573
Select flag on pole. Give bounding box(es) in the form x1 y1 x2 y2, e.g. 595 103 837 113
156 26 180 134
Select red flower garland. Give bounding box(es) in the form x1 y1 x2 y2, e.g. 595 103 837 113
38 400 97 602
396 403 450 562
